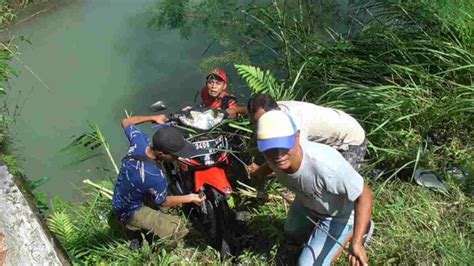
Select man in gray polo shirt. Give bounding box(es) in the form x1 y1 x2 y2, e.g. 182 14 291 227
256 110 373 266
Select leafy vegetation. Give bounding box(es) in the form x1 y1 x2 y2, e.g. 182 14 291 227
0 0 15 27
34 0 474 264
151 0 473 183
0 0 41 27
0 35 16 153
44 167 474 264
369 179 473 265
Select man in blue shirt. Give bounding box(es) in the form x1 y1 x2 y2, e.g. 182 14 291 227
112 114 205 248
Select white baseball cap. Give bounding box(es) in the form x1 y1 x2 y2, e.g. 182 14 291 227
257 110 297 152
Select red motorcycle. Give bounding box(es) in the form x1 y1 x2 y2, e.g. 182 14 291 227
151 102 244 258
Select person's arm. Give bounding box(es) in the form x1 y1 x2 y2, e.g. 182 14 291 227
248 162 274 192
226 105 248 118
161 193 205 207
349 183 372 266
181 106 192 112
121 114 167 128
249 162 273 180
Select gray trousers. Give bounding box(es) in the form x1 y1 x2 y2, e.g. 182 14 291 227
339 138 368 172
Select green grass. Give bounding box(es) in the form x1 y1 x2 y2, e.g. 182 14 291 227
43 176 473 265
369 180 473 265
0 0 15 27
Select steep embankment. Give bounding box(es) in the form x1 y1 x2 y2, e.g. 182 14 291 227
0 163 70 265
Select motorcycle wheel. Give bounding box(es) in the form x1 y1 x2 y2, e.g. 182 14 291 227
215 199 233 259
201 199 219 247
197 190 235 260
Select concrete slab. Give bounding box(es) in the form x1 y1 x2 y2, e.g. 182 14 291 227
0 164 70 265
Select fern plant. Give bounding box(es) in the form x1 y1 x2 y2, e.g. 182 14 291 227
47 211 79 252
234 64 308 101
235 64 280 95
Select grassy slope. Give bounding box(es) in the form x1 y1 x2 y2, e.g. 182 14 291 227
44 174 473 265
368 181 472 265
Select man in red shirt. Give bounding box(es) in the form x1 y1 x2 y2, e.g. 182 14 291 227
200 68 238 110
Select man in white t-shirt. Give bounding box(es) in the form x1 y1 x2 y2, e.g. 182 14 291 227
227 94 367 180
243 94 367 170
256 110 373 265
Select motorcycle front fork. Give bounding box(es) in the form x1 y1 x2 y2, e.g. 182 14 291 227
199 188 208 214
199 187 229 215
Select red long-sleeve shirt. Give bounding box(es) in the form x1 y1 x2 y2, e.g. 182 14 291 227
200 87 238 110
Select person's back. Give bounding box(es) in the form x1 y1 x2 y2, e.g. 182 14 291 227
113 125 167 222
246 94 367 171
278 101 365 151
112 115 206 249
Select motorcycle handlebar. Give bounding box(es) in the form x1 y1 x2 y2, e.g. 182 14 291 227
166 108 229 122
150 100 228 119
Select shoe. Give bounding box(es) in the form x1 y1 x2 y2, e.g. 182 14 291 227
276 244 301 266
414 168 449 193
363 220 375 245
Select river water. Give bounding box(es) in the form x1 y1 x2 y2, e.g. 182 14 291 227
5 0 243 200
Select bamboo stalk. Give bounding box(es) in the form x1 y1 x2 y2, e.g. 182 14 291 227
92 124 119 174
83 179 113 199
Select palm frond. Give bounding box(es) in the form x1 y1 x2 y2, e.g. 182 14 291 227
234 64 298 101
62 123 119 174
90 123 119 174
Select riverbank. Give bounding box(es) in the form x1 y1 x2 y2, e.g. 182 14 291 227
0 163 70 264
1 0 471 264
1 0 213 200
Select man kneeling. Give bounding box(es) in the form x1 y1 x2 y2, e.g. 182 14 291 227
112 114 205 248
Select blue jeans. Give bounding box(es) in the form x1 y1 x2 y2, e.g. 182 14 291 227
284 199 357 266
298 218 353 266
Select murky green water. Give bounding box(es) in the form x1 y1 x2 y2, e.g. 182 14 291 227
6 0 243 200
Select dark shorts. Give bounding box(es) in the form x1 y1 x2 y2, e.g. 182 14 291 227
339 138 368 172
